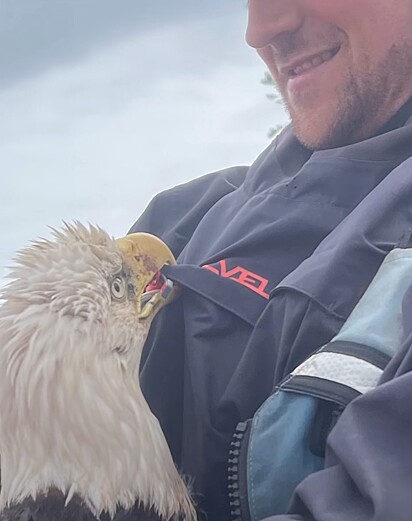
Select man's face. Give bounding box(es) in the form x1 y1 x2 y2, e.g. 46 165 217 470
247 0 412 149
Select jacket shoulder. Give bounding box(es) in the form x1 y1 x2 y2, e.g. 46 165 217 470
128 166 248 257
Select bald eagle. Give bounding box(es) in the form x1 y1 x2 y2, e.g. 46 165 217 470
0 223 196 521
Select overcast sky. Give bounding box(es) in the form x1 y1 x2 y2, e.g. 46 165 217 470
0 1 288 283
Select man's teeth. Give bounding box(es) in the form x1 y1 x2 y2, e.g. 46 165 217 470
291 50 335 77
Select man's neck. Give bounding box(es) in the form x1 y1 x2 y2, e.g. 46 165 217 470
376 96 412 136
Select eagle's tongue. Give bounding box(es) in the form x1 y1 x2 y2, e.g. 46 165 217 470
145 272 165 293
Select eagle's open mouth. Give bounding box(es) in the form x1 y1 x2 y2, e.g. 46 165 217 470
145 271 166 294
139 272 174 318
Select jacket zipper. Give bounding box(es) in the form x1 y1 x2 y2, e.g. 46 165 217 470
228 421 252 521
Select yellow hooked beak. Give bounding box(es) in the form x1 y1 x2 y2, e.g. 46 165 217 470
115 232 177 319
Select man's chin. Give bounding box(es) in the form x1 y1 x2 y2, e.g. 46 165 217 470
290 121 333 150
290 112 364 151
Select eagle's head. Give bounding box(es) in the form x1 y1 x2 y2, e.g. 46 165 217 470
0 223 195 520
1 223 176 375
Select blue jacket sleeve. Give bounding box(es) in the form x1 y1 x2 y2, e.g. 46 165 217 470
263 283 412 521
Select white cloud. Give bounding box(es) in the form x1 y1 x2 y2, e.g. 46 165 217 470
0 12 288 285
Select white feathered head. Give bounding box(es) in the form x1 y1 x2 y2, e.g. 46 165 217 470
0 223 195 520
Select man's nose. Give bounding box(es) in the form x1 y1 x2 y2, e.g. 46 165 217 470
246 0 303 49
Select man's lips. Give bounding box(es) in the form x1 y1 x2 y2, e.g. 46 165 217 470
279 46 341 78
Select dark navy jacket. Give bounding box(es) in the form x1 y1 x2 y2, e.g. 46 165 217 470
130 101 412 521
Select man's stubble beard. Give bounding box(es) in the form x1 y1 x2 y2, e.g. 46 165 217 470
283 41 412 150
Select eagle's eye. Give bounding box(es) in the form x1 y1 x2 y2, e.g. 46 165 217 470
110 276 126 301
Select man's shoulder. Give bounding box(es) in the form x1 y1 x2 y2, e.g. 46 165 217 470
129 165 249 258
152 165 249 204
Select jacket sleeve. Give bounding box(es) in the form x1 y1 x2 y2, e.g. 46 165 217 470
263 283 412 521
128 166 248 258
